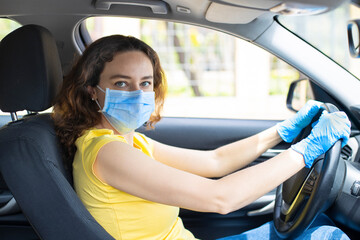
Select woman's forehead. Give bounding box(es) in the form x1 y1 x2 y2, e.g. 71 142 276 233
100 51 153 79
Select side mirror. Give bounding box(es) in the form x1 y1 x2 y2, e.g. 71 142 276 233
286 79 314 112
348 20 360 58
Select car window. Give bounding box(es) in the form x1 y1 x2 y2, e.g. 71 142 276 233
278 2 360 80
82 17 308 120
0 18 21 116
0 18 20 40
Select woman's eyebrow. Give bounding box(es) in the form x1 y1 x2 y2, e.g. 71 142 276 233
142 75 153 80
109 74 131 79
109 74 153 80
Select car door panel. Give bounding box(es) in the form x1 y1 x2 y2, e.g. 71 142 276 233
140 117 289 150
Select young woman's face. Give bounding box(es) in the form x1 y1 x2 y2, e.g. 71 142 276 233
89 50 154 106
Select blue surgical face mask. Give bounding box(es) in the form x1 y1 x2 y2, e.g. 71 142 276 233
95 86 155 134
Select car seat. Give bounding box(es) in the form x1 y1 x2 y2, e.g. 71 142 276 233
0 24 114 240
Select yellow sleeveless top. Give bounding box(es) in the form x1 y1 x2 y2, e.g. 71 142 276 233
73 129 196 240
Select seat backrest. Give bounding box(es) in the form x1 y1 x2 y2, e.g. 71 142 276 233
0 25 114 240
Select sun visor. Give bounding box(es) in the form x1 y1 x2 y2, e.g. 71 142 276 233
205 0 346 24
205 3 267 24
219 0 282 9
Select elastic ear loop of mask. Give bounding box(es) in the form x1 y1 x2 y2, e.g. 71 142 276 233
95 85 105 112
95 99 102 112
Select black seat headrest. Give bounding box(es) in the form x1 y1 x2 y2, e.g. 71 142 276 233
0 24 62 113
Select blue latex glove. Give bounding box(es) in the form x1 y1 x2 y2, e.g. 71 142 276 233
291 111 351 168
277 100 323 143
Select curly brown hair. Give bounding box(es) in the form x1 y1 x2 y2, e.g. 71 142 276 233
52 35 167 171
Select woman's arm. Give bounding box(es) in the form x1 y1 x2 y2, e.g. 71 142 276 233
152 100 323 178
94 110 349 215
152 126 282 178
94 140 304 214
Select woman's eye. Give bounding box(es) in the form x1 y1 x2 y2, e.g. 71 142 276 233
141 81 151 87
115 81 127 88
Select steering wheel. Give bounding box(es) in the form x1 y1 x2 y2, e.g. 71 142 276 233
274 103 344 239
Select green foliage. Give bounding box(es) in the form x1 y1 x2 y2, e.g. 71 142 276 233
269 59 300 95
0 18 21 40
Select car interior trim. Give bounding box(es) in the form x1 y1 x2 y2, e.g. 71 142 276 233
94 0 169 14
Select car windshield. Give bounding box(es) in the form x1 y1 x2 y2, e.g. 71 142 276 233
278 1 360 80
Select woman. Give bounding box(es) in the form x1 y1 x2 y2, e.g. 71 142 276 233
52 35 351 240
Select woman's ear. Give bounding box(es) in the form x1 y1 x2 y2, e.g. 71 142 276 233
87 86 97 100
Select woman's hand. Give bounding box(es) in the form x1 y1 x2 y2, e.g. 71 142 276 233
277 100 322 143
291 111 351 168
